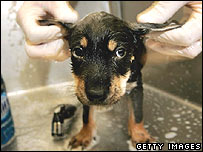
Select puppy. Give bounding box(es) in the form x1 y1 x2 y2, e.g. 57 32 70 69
39 11 180 149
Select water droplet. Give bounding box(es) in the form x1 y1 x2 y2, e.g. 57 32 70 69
186 134 191 138
173 114 180 118
171 127 178 131
157 117 164 121
165 132 177 139
177 118 181 121
29 64 33 68
117 124 123 129
144 125 149 128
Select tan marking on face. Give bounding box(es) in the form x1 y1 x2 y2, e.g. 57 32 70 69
108 71 131 104
72 74 89 104
131 56 135 63
80 37 88 48
73 71 131 105
108 40 117 51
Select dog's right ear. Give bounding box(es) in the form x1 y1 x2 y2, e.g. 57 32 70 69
38 19 75 38
130 20 181 36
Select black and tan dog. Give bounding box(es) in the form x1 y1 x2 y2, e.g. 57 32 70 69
39 11 180 149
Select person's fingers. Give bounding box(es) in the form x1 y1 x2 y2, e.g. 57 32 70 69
137 1 189 24
138 1 202 46
145 3 202 47
24 21 62 45
48 1 78 23
17 3 62 44
145 39 202 58
24 39 69 60
55 40 71 61
55 48 71 61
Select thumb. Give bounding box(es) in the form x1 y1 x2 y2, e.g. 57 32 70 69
145 39 202 58
137 1 189 23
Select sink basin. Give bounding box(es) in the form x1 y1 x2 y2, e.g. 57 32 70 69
2 82 202 151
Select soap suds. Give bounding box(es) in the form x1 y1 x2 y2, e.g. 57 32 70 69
165 132 177 139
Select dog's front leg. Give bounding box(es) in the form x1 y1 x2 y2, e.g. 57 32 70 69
69 105 96 149
127 73 155 147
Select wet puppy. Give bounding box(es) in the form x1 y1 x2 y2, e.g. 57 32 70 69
39 11 180 149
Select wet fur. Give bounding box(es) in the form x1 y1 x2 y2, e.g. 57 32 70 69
67 12 146 105
39 11 180 149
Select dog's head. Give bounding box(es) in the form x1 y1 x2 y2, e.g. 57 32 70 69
39 11 180 105
69 12 139 105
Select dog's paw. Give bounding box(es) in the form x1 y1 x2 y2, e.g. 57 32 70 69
131 131 155 145
128 125 156 147
67 124 97 150
131 134 156 148
127 139 157 151
67 135 99 151
127 127 157 151
68 135 93 150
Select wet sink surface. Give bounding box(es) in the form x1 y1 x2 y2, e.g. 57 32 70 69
2 82 202 151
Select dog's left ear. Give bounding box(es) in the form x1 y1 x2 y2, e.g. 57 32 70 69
38 19 75 38
130 20 181 36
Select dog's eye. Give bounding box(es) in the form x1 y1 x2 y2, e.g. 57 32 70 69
72 47 83 59
116 48 126 59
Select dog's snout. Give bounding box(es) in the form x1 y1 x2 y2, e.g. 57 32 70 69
88 89 104 97
86 87 107 102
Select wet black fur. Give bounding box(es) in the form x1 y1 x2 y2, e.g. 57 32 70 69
66 12 146 92
39 12 180 144
65 12 147 124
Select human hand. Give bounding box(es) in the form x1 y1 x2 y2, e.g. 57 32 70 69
16 1 78 61
137 1 202 59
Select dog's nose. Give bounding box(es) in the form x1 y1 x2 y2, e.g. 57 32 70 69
86 88 107 102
